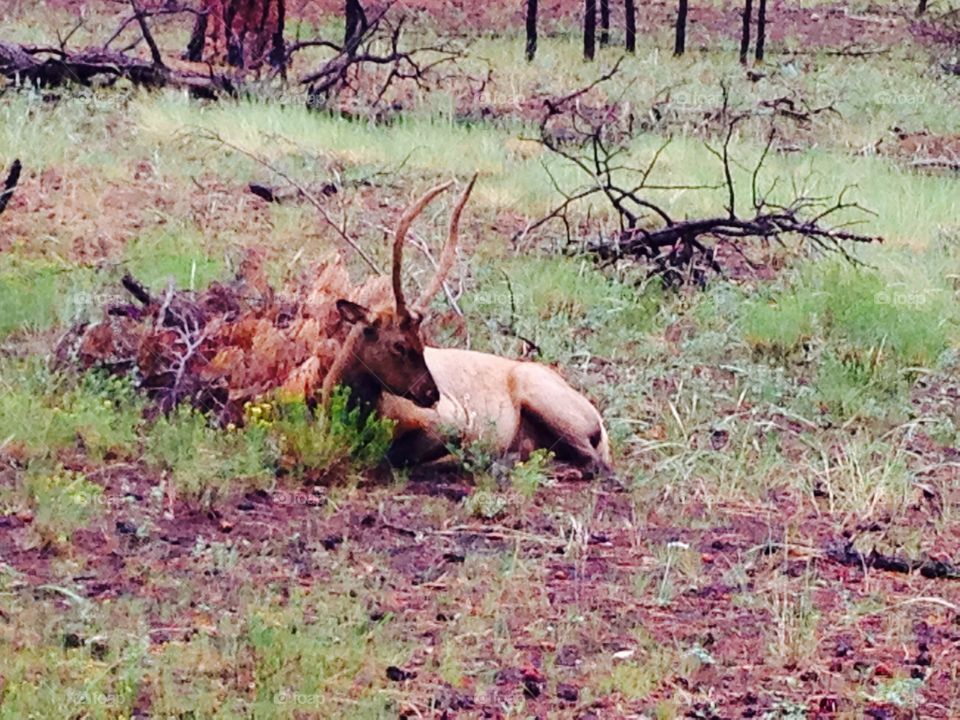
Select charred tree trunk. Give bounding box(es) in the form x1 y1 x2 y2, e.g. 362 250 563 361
186 10 209 62
916 0 928 15
0 159 21 217
345 0 368 46
599 0 610 46
625 0 636 52
755 0 766 61
584 0 597 60
740 0 753 64
674 0 688 56
525 0 539 61
187 0 286 70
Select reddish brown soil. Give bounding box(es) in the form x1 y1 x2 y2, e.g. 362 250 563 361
3 438 960 717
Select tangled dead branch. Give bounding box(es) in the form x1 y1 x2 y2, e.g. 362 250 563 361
54 253 392 425
295 6 462 109
0 2 459 108
523 71 881 286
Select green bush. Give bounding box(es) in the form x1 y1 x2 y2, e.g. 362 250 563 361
0 364 144 461
269 387 395 479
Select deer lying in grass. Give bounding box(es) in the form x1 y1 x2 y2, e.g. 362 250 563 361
333 177 613 478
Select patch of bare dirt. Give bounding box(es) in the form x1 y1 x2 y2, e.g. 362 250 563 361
3 452 960 716
1 163 282 260
882 130 960 172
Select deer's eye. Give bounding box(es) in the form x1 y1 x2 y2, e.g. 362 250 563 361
391 341 406 357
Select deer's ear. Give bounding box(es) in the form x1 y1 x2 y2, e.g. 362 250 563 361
336 299 371 325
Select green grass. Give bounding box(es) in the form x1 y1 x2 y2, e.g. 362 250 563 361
122 226 226 291
0 364 144 460
0 259 100 337
144 406 277 509
0 582 409 719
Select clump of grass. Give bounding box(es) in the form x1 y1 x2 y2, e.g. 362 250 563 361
0 259 100 337
741 261 958 421
764 571 822 667
122 226 225 291
464 486 509 520
594 630 691 702
0 363 144 461
743 262 956 367
269 387 395 480
0 595 147 719
510 449 553 498
144 406 276 508
15 464 103 549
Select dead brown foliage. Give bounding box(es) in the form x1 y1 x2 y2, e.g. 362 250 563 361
56 250 395 424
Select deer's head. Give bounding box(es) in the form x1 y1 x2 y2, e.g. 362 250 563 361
333 175 476 409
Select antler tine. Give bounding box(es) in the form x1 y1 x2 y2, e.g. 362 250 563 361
393 180 454 318
415 172 478 313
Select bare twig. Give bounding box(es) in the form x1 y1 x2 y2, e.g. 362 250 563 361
193 129 382 274
526 71 881 286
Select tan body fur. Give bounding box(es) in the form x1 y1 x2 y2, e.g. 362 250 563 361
380 347 612 476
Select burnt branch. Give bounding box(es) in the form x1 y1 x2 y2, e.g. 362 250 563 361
294 5 461 108
0 40 234 96
0 159 22 217
524 71 881 287
827 541 960 580
129 0 165 68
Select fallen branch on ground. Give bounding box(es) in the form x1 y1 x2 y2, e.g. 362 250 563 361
827 541 960 580
0 41 235 96
522 73 880 286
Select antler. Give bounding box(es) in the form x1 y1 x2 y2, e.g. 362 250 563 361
393 180 454 318
415 173 478 313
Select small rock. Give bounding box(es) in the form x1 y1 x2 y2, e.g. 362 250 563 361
90 640 109 660
556 645 580 667
874 662 893 677
322 535 343 551
115 520 137 535
835 637 854 657
386 665 416 682
557 683 579 702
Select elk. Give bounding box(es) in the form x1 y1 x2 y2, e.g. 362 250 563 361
321 185 451 413
332 176 613 478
